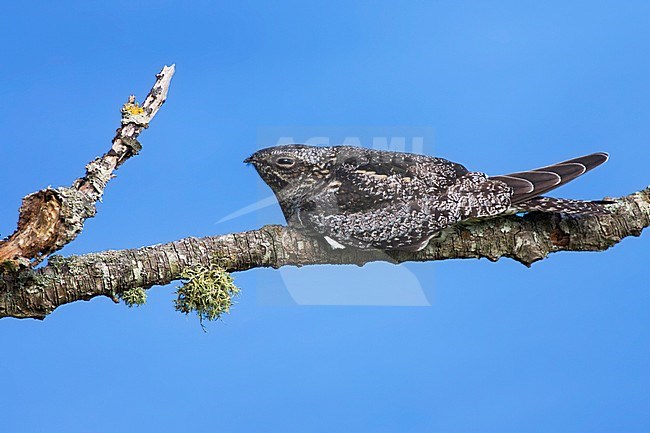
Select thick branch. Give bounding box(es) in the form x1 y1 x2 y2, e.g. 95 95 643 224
1 187 648 319
0 65 175 265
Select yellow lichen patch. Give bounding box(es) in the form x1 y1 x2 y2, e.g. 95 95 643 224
124 103 145 115
120 98 149 125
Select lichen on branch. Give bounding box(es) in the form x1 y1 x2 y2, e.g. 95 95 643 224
175 264 240 324
120 287 147 307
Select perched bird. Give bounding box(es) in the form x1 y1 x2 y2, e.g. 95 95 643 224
245 145 609 251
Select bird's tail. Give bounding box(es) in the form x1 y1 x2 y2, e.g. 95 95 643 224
489 152 610 214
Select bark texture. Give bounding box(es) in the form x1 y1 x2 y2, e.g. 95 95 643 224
2 187 648 319
0 65 175 266
0 65 647 320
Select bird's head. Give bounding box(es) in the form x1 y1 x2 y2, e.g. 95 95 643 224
244 144 337 194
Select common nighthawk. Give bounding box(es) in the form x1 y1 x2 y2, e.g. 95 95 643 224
245 145 609 251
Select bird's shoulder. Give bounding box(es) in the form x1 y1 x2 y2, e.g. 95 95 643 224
334 146 464 174
322 147 469 213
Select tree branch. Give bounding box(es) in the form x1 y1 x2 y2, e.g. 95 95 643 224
1 186 648 319
1 65 647 320
0 65 175 266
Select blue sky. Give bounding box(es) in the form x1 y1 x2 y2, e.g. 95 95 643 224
1 1 649 432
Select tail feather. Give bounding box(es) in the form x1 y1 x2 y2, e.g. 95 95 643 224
490 152 609 205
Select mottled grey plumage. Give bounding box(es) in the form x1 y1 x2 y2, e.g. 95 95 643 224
245 145 609 251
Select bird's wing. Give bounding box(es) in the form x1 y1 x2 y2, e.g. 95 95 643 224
329 147 468 213
331 168 402 213
335 146 468 184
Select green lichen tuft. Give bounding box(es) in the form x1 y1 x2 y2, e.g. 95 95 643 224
120 287 147 307
175 264 239 324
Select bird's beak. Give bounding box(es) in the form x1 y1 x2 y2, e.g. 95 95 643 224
244 156 254 164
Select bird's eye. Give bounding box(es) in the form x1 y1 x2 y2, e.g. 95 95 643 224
276 157 295 168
